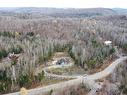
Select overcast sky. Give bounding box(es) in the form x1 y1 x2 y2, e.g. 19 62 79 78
0 0 126 8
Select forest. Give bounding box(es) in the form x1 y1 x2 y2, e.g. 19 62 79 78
0 8 127 95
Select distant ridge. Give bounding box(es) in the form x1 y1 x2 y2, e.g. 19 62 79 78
112 8 127 14
0 7 117 18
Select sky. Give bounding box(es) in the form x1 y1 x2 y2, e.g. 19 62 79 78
0 0 126 8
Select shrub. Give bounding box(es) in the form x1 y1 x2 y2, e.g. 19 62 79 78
0 31 15 38
0 49 8 59
26 32 34 36
87 58 97 68
37 71 44 81
0 70 7 81
9 46 23 54
91 39 101 48
123 44 127 50
110 47 116 54
0 70 11 93
1 49 8 58
19 73 31 87
0 82 7 92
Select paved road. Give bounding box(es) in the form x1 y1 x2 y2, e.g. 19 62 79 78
5 55 127 95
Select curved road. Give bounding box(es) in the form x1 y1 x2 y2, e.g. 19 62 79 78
5 55 127 95
86 56 127 95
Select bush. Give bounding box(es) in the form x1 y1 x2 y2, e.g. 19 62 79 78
0 49 8 59
37 71 44 81
19 73 31 87
0 31 15 38
91 39 101 48
110 48 116 54
9 46 23 54
0 82 7 92
0 70 11 93
123 44 127 50
87 58 97 68
0 70 7 81
1 49 8 57
26 32 34 36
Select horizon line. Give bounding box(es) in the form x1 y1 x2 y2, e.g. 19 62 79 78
0 7 126 9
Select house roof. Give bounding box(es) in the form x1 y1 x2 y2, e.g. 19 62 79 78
104 41 112 45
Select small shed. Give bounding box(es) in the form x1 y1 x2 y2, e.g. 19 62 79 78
104 41 112 46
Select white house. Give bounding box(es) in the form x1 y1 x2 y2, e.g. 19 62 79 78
104 41 112 46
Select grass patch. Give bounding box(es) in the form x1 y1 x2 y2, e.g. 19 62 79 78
47 65 86 76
